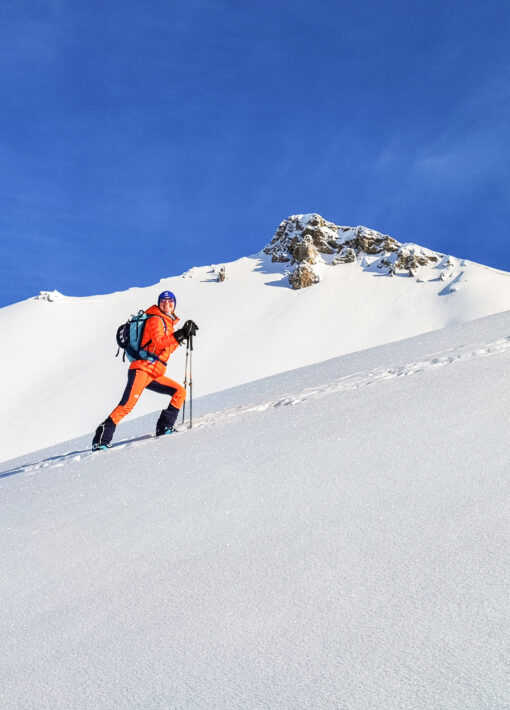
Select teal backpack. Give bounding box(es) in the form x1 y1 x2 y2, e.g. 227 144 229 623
115 311 168 365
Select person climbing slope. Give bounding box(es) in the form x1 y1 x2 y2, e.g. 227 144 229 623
92 291 198 450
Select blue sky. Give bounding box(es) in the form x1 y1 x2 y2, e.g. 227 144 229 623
1 0 509 306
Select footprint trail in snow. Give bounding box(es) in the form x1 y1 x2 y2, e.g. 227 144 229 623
4 334 510 478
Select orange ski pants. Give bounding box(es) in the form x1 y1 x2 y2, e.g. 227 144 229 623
109 369 186 426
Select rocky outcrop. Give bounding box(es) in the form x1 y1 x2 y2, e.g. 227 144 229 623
394 247 439 276
265 214 340 265
264 213 444 288
290 235 320 264
342 227 399 255
288 262 321 290
332 247 356 265
35 290 61 302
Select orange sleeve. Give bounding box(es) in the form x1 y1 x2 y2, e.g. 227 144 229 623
143 315 180 353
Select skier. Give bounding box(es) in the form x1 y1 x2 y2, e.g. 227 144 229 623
92 291 198 450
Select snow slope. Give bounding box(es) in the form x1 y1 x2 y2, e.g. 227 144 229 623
1 310 510 709
2 215 510 462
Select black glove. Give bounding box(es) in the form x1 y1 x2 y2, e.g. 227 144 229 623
174 320 199 344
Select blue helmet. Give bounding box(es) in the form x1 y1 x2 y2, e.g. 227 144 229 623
158 290 176 307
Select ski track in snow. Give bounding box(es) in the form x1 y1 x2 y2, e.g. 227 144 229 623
4 335 510 478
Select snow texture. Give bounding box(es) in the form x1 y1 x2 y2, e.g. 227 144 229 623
2 310 510 709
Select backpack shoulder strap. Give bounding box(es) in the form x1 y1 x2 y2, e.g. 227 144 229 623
140 314 167 351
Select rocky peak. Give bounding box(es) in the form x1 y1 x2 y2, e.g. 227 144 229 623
264 213 442 289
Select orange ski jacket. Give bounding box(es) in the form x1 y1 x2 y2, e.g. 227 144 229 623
129 305 181 378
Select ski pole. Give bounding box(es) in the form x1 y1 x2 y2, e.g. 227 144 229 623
181 338 190 424
189 334 193 429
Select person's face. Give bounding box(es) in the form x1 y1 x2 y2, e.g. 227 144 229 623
159 298 175 316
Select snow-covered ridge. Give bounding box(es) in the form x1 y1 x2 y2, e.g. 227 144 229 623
264 213 453 288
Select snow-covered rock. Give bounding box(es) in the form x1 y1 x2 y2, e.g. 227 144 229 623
35 290 62 302
263 213 339 265
264 213 443 287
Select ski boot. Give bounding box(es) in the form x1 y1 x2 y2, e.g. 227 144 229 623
156 424 177 437
92 443 113 451
92 417 116 451
155 405 179 437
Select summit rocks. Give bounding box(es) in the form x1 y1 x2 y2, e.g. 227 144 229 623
264 213 442 289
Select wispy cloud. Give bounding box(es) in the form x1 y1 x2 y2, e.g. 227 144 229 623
413 77 510 189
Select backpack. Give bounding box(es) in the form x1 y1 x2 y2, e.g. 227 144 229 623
115 311 168 365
